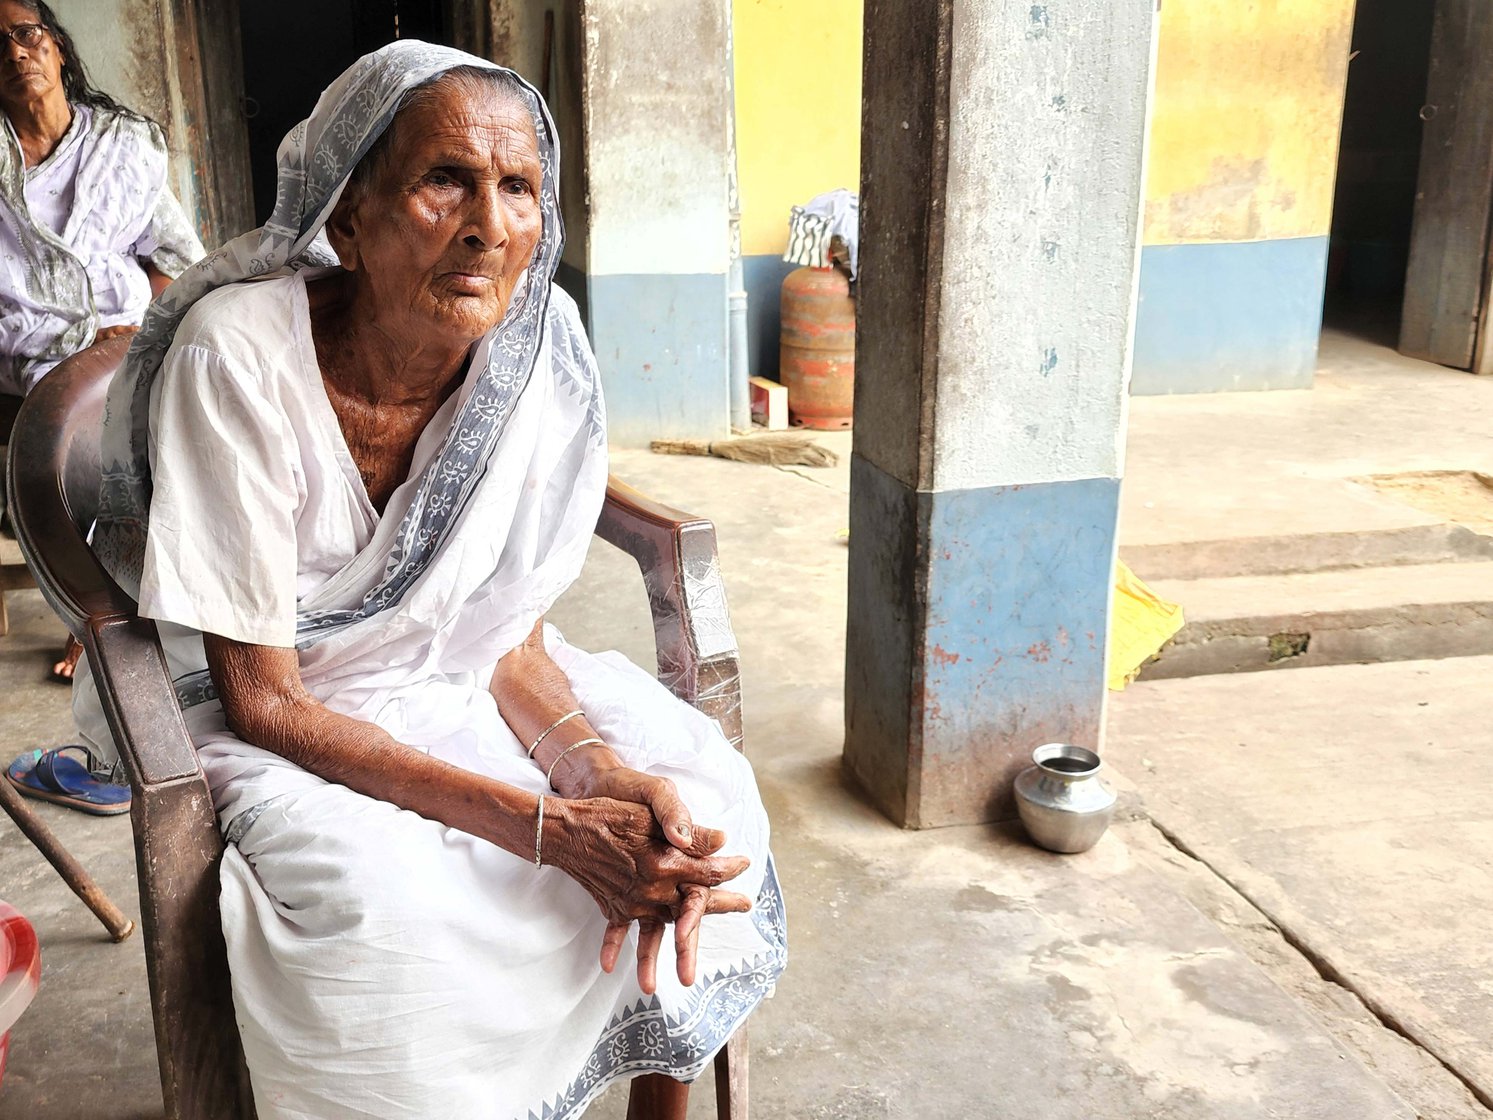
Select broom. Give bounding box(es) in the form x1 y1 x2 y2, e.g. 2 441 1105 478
649 430 840 468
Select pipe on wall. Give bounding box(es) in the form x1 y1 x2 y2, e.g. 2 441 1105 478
725 10 751 432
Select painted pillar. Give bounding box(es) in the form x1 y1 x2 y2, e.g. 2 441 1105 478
1131 0 1355 394
580 1 732 446
845 0 1155 828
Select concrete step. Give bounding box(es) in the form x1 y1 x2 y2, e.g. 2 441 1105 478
1140 561 1493 679
1121 522 1493 581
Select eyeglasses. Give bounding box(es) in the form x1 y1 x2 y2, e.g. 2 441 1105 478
0 24 47 49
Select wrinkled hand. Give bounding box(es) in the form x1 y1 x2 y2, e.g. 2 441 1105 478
579 764 698 851
94 324 139 343
579 764 745 988
546 794 751 994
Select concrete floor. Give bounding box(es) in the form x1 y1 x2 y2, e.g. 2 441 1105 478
2 325 1490 1118
1107 656 1493 1113
1122 326 1493 550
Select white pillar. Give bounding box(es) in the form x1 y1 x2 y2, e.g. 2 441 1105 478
845 0 1156 827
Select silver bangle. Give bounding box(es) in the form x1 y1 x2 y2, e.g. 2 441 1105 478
528 709 584 758
546 737 606 787
534 794 544 868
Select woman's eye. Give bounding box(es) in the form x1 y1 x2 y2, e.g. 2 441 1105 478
426 170 458 188
504 178 534 196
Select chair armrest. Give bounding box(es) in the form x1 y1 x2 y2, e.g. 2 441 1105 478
88 617 208 787
596 476 744 751
90 615 252 1119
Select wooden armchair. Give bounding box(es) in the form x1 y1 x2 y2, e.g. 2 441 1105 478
6 338 750 1120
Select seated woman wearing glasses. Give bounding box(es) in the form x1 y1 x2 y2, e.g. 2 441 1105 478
0 0 204 680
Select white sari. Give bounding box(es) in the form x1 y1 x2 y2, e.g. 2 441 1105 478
79 42 785 1119
0 103 202 395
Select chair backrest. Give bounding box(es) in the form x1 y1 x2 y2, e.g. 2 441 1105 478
5 338 129 636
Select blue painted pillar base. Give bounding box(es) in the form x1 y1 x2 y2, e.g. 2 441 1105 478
844 456 1119 828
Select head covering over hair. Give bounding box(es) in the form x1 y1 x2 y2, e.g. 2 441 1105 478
95 41 580 647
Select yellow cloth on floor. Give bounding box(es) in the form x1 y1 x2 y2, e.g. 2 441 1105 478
1108 559 1184 690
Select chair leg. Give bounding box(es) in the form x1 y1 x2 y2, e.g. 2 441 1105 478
0 775 134 941
626 1072 689 1120
0 588 8 637
714 1028 748 1120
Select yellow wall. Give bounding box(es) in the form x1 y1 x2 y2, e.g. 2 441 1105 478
734 0 864 257
1144 0 1356 246
734 0 1355 251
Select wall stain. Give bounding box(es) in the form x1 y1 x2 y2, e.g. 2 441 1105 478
930 644 962 668
1153 156 1269 243
1027 5 1051 40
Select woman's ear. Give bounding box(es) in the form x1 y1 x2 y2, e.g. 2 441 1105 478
323 189 361 272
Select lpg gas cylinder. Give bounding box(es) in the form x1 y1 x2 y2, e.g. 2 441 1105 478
779 265 854 429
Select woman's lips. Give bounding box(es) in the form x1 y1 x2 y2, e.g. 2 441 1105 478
444 272 496 295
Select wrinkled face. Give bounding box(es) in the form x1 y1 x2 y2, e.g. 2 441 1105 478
326 78 544 350
0 2 65 114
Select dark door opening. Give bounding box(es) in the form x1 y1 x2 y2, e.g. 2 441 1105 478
1323 0 1436 347
239 0 452 226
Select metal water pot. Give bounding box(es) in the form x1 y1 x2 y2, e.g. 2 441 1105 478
1014 744 1117 854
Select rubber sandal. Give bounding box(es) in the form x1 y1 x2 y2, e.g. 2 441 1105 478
6 746 130 816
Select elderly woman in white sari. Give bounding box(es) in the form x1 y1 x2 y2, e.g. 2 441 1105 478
79 41 785 1120
1 0 203 683
0 0 201 393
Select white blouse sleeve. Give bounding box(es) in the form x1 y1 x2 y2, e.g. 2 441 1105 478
138 342 301 647
133 184 206 278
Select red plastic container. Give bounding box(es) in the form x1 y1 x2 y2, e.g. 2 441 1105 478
0 901 40 1087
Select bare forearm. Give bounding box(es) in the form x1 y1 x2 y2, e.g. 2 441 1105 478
252 698 536 854
491 620 622 795
208 636 538 858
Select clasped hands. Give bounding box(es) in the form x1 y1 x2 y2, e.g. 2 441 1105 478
543 753 751 996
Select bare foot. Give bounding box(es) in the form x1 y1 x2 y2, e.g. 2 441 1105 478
51 635 83 683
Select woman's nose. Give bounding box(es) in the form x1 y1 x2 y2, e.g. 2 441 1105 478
462 183 509 252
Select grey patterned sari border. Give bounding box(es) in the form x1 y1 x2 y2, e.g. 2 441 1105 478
523 856 788 1120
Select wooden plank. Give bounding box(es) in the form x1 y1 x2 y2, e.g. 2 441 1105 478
169 0 255 247
1400 0 1493 368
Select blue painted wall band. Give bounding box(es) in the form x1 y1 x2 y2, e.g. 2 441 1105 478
1131 235 1330 395
741 254 798 380
586 271 731 445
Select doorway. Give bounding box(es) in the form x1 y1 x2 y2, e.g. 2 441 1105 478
239 0 453 226
1323 0 1435 348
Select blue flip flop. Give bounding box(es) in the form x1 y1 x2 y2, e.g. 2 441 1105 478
6 746 130 816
